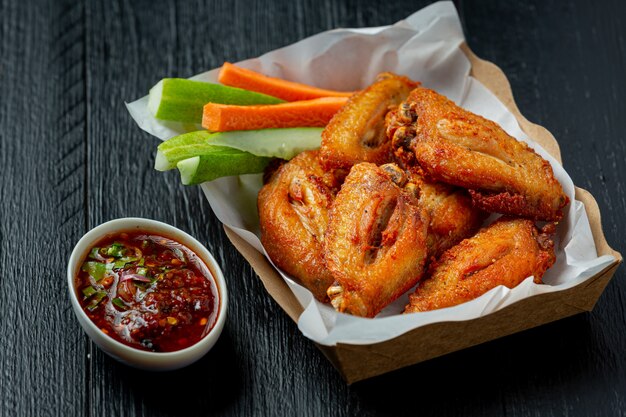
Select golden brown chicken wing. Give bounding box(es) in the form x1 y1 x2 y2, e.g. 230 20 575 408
258 150 342 301
404 218 556 313
417 178 487 259
325 163 429 317
387 87 569 221
319 73 418 170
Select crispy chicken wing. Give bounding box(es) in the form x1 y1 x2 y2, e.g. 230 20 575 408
258 150 341 301
417 178 487 259
325 163 429 317
387 87 569 221
320 73 418 170
404 218 556 313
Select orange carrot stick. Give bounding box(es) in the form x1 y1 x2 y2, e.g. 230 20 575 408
202 97 348 131
218 62 356 102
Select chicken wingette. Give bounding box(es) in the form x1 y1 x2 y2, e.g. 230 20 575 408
258 150 342 301
404 218 556 313
417 178 487 260
325 163 429 317
320 72 418 170
387 87 569 221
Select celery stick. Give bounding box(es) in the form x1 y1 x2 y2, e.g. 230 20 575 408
148 78 284 123
155 128 322 171
176 151 272 185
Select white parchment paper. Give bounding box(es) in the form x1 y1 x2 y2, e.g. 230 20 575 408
126 1 615 346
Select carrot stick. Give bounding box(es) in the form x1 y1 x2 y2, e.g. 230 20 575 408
218 62 355 102
202 97 348 131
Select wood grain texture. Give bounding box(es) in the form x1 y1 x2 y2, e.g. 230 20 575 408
0 1 88 416
1 0 625 416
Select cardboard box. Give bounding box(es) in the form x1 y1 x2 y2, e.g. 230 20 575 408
222 44 622 384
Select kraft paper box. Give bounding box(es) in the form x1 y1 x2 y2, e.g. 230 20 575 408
127 2 622 383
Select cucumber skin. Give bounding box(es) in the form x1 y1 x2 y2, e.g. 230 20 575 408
156 128 322 171
151 78 284 124
177 151 272 185
156 131 219 171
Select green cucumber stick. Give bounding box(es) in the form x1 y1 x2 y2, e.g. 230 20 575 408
176 151 272 185
155 131 220 171
155 128 323 171
148 78 284 123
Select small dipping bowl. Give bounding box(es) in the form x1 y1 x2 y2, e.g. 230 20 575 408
67 217 227 371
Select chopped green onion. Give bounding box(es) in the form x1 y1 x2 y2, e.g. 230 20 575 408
113 257 138 269
113 259 128 269
81 262 106 281
88 248 101 259
111 298 128 310
82 286 97 298
86 291 107 311
137 267 148 276
137 258 145 267
105 242 126 258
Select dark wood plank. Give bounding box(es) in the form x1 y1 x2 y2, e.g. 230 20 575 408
0 0 89 415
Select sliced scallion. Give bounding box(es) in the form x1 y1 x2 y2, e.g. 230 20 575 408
111 298 128 310
105 242 126 258
86 291 107 311
82 286 97 298
113 257 138 269
113 260 128 269
81 262 106 281
88 247 101 259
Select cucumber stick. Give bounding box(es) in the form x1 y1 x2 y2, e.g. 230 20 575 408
177 152 271 185
155 132 227 171
155 128 322 171
148 78 284 123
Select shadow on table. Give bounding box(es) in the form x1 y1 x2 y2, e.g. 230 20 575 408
104 326 241 416
348 314 599 416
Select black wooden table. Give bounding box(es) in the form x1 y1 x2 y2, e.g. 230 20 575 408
2 0 625 415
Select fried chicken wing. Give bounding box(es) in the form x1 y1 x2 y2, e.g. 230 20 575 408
258 150 341 301
325 163 429 317
387 87 569 221
404 218 556 313
418 178 487 259
319 73 418 170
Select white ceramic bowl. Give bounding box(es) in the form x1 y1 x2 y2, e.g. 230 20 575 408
67 217 227 370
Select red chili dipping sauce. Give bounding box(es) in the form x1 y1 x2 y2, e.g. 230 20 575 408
75 231 219 352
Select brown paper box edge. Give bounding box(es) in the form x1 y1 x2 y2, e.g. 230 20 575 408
221 43 623 384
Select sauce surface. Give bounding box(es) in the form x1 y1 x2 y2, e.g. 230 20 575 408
75 231 219 352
